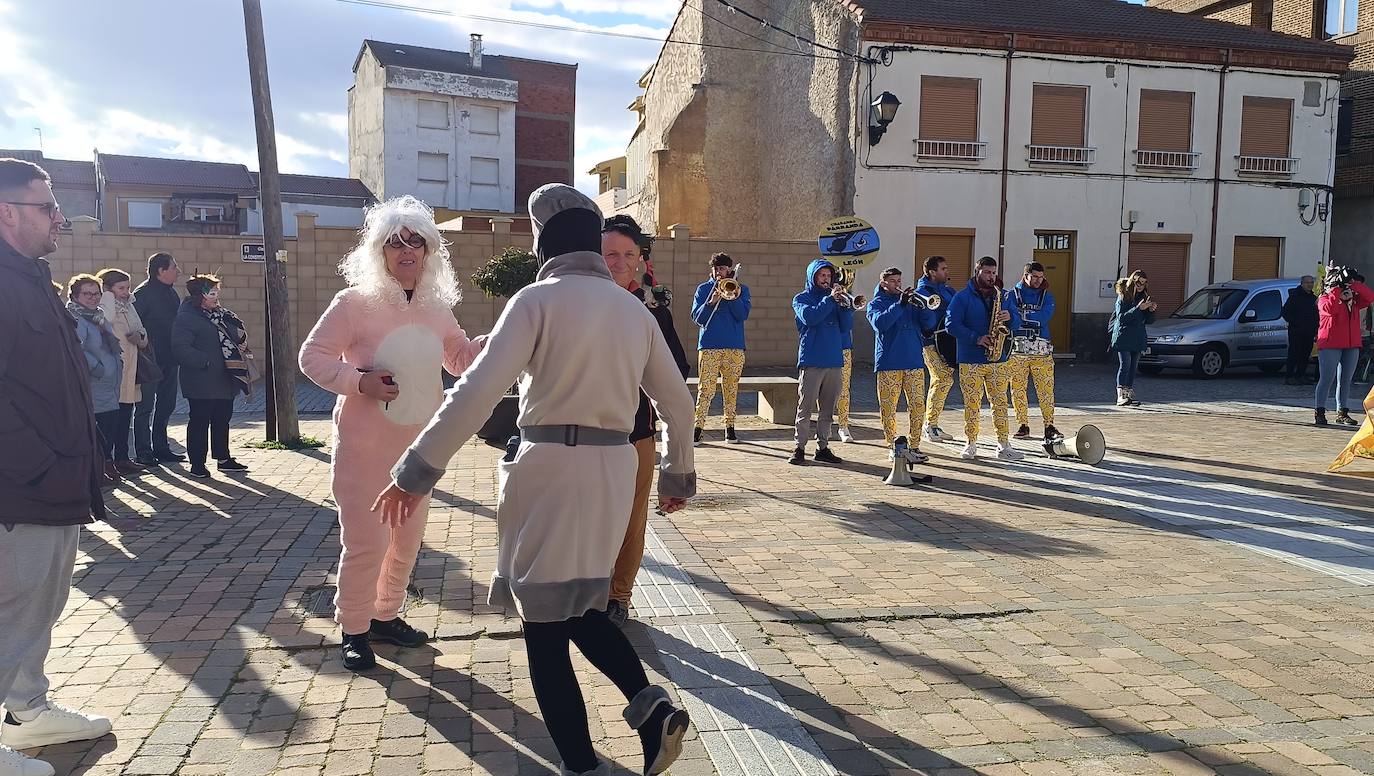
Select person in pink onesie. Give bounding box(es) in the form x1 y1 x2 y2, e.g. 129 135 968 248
299 195 484 671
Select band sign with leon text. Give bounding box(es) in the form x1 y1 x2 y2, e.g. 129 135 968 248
818 216 880 270
241 243 265 262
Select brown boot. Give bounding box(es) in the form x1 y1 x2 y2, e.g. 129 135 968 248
103 461 122 487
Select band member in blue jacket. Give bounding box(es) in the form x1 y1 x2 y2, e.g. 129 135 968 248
917 256 958 444
790 259 852 465
867 267 933 463
1007 262 1061 441
690 253 750 445
945 256 1024 462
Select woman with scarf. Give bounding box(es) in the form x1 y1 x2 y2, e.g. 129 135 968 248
67 274 125 485
1109 270 1157 407
374 185 696 776
96 268 149 474
600 214 689 629
299 194 484 672
170 274 251 479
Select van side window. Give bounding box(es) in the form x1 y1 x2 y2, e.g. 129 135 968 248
1242 290 1282 322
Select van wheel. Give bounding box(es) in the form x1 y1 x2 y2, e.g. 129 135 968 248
1192 345 1227 379
1139 365 1165 375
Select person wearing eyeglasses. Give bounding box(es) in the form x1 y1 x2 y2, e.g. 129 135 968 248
0 158 113 776
170 274 252 479
299 195 485 672
66 274 126 487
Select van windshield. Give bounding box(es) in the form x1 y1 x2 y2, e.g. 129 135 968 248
1171 288 1247 319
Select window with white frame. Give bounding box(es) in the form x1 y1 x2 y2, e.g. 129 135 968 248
184 204 226 222
127 201 163 229
416 152 450 205
468 105 499 135
1326 0 1358 37
418 99 450 129
469 157 501 211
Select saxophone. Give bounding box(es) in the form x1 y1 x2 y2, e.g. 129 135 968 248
985 287 1010 361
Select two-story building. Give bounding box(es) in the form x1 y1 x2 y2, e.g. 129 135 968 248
0 150 98 222
625 0 1352 355
95 152 258 235
348 36 577 215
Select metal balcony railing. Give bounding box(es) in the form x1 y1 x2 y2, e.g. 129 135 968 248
1026 145 1096 165
1236 155 1299 175
915 139 988 161
1134 149 1201 170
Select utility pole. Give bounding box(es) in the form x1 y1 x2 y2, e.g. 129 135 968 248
242 0 299 441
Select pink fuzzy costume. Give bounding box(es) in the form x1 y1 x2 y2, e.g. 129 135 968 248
300 287 482 636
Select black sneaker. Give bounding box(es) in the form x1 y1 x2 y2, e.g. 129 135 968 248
134 453 162 467
1336 410 1359 426
368 617 429 648
217 458 248 472
640 702 691 776
788 447 806 465
1013 424 1031 439
187 466 212 479
693 427 703 446
1315 409 1329 427
155 451 187 463
1044 425 1063 441
341 633 376 671
813 447 842 464
725 426 739 444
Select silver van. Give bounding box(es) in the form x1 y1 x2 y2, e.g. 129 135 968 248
1139 278 1301 379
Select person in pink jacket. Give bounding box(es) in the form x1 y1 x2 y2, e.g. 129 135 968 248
299 195 484 671
1314 266 1374 427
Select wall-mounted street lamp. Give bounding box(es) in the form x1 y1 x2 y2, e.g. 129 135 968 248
868 91 901 145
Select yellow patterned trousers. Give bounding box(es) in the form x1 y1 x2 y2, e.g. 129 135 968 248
923 345 955 428
1007 354 1055 427
959 362 1011 444
876 369 926 447
695 348 746 427
837 348 853 426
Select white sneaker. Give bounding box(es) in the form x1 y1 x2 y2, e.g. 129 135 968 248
0 745 54 776
960 442 978 460
996 444 1024 461
927 426 955 443
838 426 854 443
1 704 112 750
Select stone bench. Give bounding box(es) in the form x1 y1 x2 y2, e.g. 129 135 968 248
686 375 800 425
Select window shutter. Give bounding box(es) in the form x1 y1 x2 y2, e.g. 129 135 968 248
1031 85 1087 147
915 232 974 283
920 77 980 141
1232 237 1281 280
1137 90 1194 152
1127 240 1189 316
1240 97 1292 157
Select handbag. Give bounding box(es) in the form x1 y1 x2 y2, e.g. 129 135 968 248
241 344 263 384
135 341 164 385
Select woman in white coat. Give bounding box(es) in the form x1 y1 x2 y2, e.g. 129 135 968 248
373 185 696 776
97 268 148 474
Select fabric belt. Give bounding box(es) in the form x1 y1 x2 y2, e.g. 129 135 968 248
521 424 630 447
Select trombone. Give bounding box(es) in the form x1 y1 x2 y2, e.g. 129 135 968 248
702 263 743 330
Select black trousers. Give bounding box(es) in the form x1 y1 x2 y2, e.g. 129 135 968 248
523 609 650 773
134 364 180 456
186 398 234 466
95 409 120 460
1287 329 1316 378
111 403 136 461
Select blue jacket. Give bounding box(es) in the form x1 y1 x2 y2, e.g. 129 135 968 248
915 277 957 346
945 279 1024 365
1109 296 1155 353
691 279 751 350
72 313 123 414
793 259 853 369
1011 282 1055 343
866 285 926 372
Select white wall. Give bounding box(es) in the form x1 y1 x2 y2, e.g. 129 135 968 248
247 202 365 237
380 89 517 212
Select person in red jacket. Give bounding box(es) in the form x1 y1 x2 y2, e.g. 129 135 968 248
1314 266 1374 427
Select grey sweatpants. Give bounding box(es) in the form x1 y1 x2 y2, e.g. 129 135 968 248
0 523 79 713
795 367 843 449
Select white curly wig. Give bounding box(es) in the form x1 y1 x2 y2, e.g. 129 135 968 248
338 195 462 309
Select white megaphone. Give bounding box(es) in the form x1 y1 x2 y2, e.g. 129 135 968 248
1043 424 1107 466
885 436 932 486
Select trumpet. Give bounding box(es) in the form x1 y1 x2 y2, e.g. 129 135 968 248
832 267 867 309
901 286 942 310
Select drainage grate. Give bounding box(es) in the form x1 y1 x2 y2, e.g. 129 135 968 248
300 583 424 618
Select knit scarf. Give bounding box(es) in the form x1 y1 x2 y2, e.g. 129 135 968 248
974 274 1000 299
207 306 251 394
67 301 122 354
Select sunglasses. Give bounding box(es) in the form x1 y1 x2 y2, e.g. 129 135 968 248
386 233 427 250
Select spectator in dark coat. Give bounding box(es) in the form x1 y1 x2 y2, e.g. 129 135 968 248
170 274 251 479
132 252 183 464
1281 275 1319 385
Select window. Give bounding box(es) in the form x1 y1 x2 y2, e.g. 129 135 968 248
1173 288 1246 320
127 201 163 229
468 106 499 135
1137 90 1194 152
920 76 979 140
1326 0 1359 37
418 99 450 129
1338 97 1355 154
416 152 449 204
1241 290 1283 323
1233 236 1281 280
184 204 226 222
1238 96 1295 173
469 157 500 211
1029 85 1089 158
1035 233 1071 251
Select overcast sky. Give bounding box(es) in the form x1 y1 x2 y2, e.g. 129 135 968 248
0 0 679 194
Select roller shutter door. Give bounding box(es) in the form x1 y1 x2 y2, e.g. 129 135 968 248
1127 240 1189 316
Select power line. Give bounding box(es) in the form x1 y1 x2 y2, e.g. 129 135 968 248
712 0 871 62
683 0 808 57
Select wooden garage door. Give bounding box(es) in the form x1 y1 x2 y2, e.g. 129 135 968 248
1232 236 1281 280
915 232 974 285
1127 240 1189 316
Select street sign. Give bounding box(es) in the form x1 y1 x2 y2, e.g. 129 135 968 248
241 243 265 262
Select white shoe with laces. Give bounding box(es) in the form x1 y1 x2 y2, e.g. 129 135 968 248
838 426 854 443
0 744 54 776
960 442 978 460
926 425 955 443
996 443 1024 461
1 703 112 750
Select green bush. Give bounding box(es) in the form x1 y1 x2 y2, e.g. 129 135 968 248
471 247 538 299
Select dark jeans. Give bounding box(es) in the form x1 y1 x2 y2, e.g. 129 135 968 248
186 398 234 467
1286 330 1315 379
111 403 136 461
523 609 650 773
94 410 120 460
1116 350 1142 387
134 364 180 456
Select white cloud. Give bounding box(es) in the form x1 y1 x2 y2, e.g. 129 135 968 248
299 111 349 138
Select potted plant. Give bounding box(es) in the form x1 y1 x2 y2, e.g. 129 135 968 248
470 247 538 448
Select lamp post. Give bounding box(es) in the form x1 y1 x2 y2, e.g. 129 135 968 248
868 91 901 145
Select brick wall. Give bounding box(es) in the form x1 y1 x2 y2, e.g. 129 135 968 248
503 57 577 211
47 216 830 373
